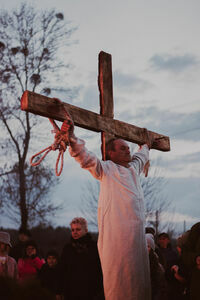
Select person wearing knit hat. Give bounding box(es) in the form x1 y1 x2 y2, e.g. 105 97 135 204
146 233 155 252
0 231 18 279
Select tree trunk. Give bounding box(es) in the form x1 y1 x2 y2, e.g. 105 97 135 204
19 162 28 230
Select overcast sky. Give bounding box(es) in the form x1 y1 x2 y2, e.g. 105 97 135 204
0 0 200 233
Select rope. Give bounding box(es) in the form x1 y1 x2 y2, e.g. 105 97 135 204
30 99 72 176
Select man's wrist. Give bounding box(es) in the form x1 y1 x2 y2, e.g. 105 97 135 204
69 134 77 145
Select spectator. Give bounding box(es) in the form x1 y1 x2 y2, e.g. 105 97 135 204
181 222 200 272
18 240 45 282
157 233 179 270
181 223 200 299
38 250 60 298
169 234 189 299
146 233 168 300
0 231 18 279
10 228 31 262
157 232 179 299
146 227 156 237
57 217 104 300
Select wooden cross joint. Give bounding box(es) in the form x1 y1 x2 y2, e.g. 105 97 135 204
21 51 170 160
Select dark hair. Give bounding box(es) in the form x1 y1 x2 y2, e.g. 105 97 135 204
158 232 169 239
145 227 155 236
46 250 59 260
23 240 38 258
184 222 200 250
19 227 31 237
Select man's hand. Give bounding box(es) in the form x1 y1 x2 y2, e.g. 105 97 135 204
171 265 179 274
61 119 74 137
60 118 77 146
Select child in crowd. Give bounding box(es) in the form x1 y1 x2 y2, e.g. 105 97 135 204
38 250 60 297
18 240 44 282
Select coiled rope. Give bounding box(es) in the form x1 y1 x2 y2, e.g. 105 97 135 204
30 99 72 176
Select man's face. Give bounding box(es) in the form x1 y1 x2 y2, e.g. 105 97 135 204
158 236 170 249
26 245 36 257
47 256 57 268
108 139 131 166
19 233 29 242
0 242 7 253
71 223 87 240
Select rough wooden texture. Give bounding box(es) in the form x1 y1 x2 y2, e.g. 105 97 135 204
21 90 170 151
98 51 115 160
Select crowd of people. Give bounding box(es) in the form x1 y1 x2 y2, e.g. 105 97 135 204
0 218 104 300
145 224 200 300
0 221 200 299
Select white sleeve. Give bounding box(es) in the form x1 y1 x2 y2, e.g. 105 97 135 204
131 144 149 174
68 137 103 180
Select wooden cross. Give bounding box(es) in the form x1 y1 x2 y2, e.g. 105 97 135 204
21 51 170 159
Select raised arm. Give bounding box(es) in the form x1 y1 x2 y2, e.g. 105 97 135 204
132 128 154 177
62 119 103 180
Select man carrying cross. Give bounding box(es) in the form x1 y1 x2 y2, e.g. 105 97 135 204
64 120 153 300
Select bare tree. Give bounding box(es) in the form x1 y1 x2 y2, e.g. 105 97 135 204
80 180 100 232
0 3 76 229
141 160 175 235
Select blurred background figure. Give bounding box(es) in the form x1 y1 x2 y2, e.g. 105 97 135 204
18 240 44 283
57 217 104 300
146 233 168 300
38 250 60 299
157 232 179 299
145 227 156 237
10 228 32 262
181 222 200 300
0 231 18 279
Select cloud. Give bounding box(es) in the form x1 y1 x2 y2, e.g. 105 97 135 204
149 53 199 73
163 177 200 217
118 106 200 142
113 69 153 93
159 150 200 165
156 151 200 177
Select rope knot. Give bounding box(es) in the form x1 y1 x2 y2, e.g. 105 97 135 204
30 102 73 176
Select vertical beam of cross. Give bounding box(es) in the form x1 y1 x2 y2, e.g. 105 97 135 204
98 51 114 160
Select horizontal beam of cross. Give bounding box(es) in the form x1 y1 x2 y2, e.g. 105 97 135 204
21 90 170 151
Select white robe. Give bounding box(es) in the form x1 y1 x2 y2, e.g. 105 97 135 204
69 138 151 300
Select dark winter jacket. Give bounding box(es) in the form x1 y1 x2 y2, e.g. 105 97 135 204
149 249 168 300
181 223 200 271
57 233 104 300
189 267 200 300
38 263 60 296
